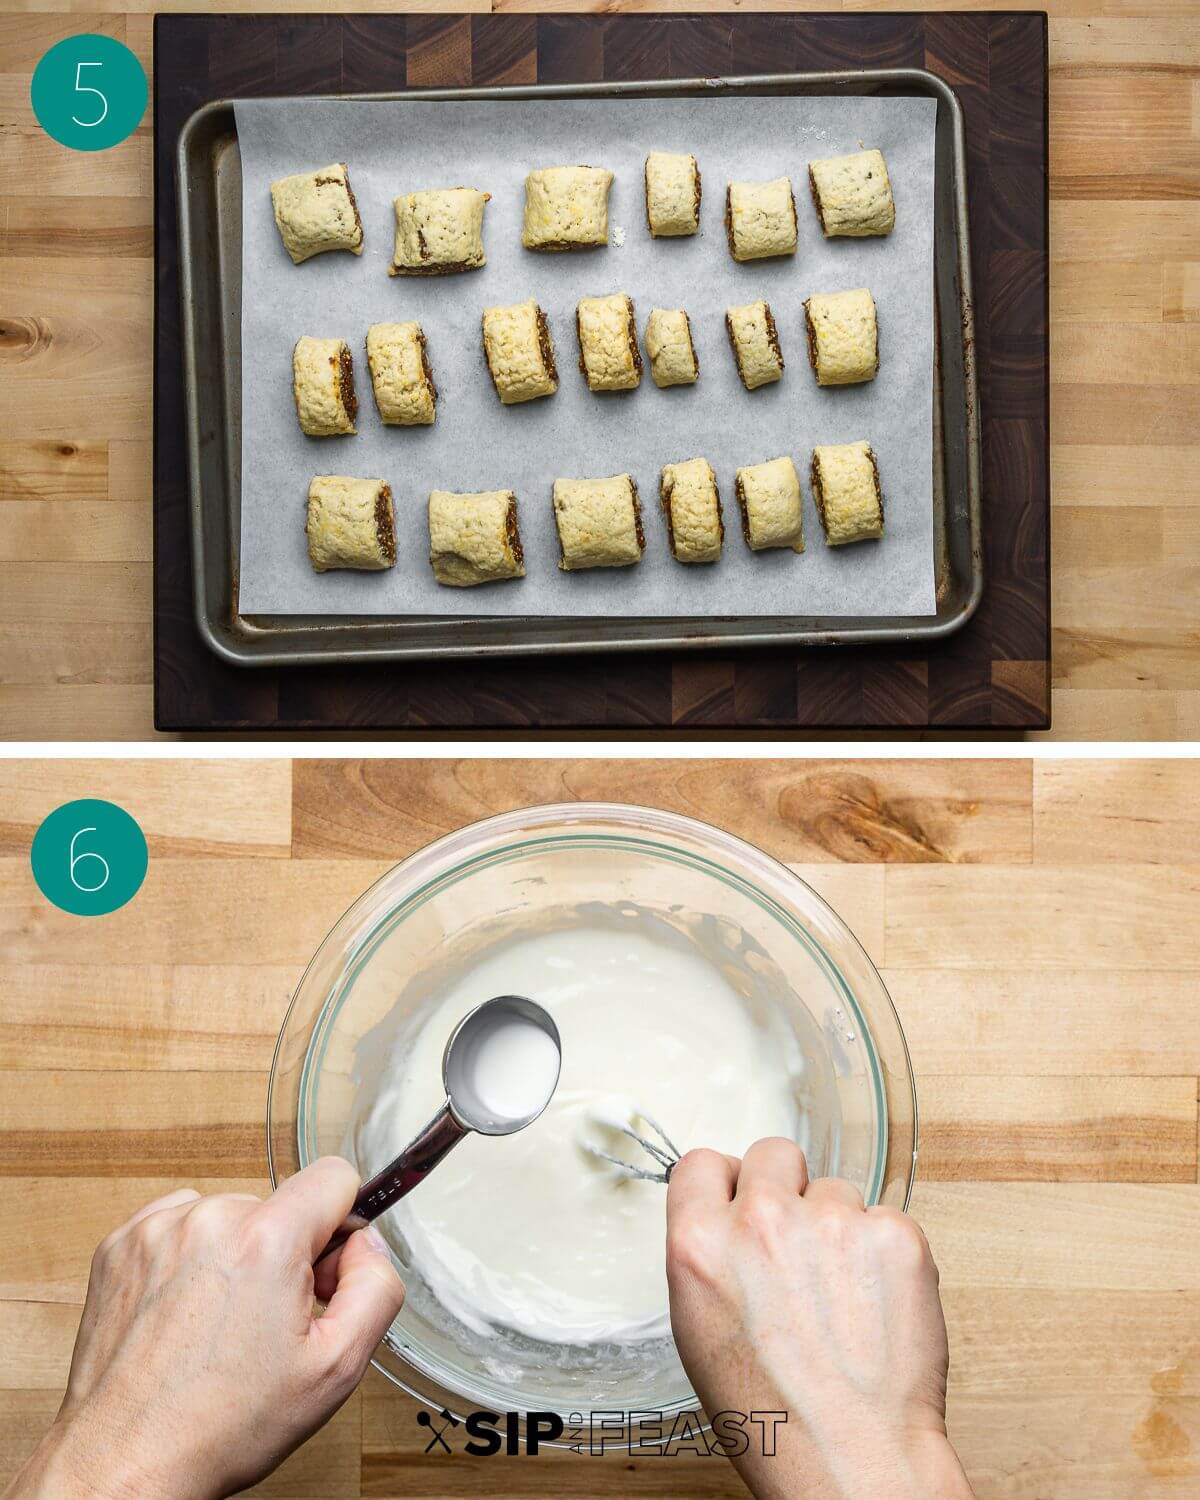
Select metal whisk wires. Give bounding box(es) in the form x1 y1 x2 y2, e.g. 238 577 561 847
586 1110 681 1184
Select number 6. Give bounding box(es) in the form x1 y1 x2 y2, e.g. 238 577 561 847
69 827 110 893
72 61 108 128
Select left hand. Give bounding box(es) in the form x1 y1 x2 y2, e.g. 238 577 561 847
5 1157 405 1500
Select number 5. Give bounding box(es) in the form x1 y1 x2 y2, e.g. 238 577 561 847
69 827 110 893
72 61 108 128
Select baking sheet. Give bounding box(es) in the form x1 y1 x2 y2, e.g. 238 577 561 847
235 94 937 617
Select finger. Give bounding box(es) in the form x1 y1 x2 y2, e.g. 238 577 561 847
312 1241 344 1306
667 1148 740 1233
261 1156 362 1263
312 1227 405 1385
802 1176 866 1211
734 1137 809 1198
115 1188 202 1235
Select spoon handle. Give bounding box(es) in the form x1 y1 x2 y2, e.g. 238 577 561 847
316 1101 465 1265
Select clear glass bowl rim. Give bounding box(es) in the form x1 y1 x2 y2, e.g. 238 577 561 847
267 799 919 1424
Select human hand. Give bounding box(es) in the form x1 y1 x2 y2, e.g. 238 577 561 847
6 1158 405 1500
666 1140 973 1500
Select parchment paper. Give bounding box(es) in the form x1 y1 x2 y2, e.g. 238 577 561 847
235 94 937 617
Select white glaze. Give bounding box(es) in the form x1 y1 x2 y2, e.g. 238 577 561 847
359 926 801 1346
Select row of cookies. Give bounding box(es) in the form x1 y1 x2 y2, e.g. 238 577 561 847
303 443 884 584
293 288 878 436
269 149 895 268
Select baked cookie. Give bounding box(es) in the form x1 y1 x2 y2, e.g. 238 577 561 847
305 476 396 572
428 489 525 587
734 457 804 553
661 457 723 564
808 150 895 238
293 337 357 437
577 294 642 392
725 177 797 262
482 300 559 405
552 474 644 570
726 301 784 390
366 323 437 426
804 288 879 387
645 309 698 388
388 187 490 276
811 441 884 545
645 152 701 237
522 166 614 251
270 164 363 264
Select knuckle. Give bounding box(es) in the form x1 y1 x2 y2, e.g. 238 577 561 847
738 1192 788 1248
811 1177 865 1210
180 1195 259 1259
182 1195 233 1236
138 1197 191 1242
91 1232 118 1275
870 1207 929 1262
235 1205 288 1260
760 1135 803 1158
813 1202 856 1249
676 1147 724 1178
666 1219 719 1284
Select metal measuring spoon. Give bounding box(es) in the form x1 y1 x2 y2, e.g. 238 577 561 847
317 994 561 1265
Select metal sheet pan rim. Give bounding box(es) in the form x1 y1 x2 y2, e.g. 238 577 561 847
176 69 982 669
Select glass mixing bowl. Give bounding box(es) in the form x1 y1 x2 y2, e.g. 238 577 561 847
268 802 916 1432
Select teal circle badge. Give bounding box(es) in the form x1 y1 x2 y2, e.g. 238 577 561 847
31 35 147 152
30 799 148 917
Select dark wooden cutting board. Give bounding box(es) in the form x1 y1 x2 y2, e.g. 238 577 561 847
153 12 1049 732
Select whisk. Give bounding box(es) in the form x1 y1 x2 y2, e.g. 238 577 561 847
584 1108 681 1184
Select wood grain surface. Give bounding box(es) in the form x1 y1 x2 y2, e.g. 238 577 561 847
1 5 1196 736
0 756 1197 1495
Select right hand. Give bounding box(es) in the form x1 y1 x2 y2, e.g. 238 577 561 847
665 1139 973 1500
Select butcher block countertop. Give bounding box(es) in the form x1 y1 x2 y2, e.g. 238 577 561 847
1 2 1198 739
0 756 1196 1494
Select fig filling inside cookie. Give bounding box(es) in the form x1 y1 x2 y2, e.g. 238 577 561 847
668 310 700 380
535 306 558 384
336 344 357 424
629 477 646 553
416 328 438 408
504 496 525 569
660 474 678 555
808 165 828 234
803 302 820 374
374 485 396 566
624 297 644 382
809 455 828 532
733 474 753 548
868 449 885 524
763 303 784 371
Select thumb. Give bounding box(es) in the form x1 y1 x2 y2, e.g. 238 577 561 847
313 1226 406 1388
